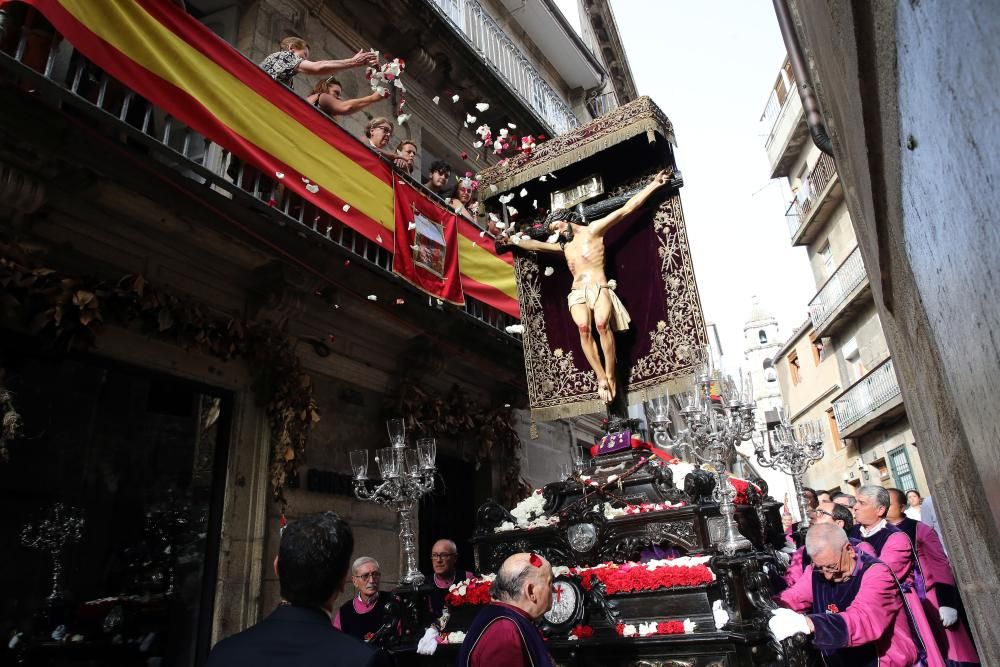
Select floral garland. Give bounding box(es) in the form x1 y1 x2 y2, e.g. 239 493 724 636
444 574 494 607
0 246 315 505
615 619 696 637
392 381 528 508
600 499 686 519
575 557 715 595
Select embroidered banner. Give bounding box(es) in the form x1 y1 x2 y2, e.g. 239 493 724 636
4 0 519 317
393 182 464 306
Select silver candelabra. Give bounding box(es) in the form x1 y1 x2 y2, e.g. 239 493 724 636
20 502 85 606
753 411 824 530
351 419 437 586
646 353 758 556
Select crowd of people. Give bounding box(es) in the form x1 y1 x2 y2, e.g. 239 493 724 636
774 484 979 666
205 479 978 667
257 37 482 224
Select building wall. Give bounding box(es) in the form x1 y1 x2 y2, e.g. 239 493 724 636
786 0 1000 656
805 200 853 288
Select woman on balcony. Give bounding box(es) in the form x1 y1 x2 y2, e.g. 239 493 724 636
259 36 377 88
306 77 385 119
448 177 479 223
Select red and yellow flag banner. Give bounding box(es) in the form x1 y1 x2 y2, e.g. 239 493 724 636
6 0 520 317
393 182 464 306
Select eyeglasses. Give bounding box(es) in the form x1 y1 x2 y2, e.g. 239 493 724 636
808 508 834 520
813 548 849 575
353 571 381 581
374 126 392 136
431 552 456 560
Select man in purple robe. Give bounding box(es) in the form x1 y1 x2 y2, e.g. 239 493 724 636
850 485 946 667
426 539 476 618
772 524 919 667
456 552 554 667
887 488 980 666
785 500 861 588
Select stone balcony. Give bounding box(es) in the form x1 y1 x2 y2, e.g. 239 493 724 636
808 246 872 340
787 153 843 247
762 82 809 179
831 358 905 439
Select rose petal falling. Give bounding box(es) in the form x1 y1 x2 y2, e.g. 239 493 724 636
451 94 460 103
275 171 285 179
306 184 320 194
475 102 490 112
519 188 528 197
397 113 411 125
342 204 351 213
367 294 378 301
544 266 555 276
539 175 548 182
466 113 477 124
376 234 383 244
432 95 440 104
505 324 524 334
508 122 517 129
302 177 311 184
408 222 417 231
479 230 486 237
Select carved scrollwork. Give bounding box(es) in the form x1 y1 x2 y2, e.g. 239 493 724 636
542 480 570 514
586 576 620 624
684 468 716 503
475 500 516 535
644 520 700 551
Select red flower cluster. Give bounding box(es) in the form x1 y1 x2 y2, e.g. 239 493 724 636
577 563 714 595
443 578 492 607
569 625 594 639
614 620 686 637
727 475 761 505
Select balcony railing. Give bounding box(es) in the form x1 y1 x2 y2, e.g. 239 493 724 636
808 246 867 330
761 82 797 151
785 200 801 237
832 358 901 432
797 153 837 220
0 20 518 336
428 0 579 135
587 91 619 119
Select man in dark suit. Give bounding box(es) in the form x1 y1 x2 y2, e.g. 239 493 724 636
206 511 385 666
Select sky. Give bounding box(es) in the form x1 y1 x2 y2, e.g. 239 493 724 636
555 0 816 372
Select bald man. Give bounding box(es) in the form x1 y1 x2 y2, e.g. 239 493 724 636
785 501 872 589
772 524 919 667
456 552 554 667
427 539 475 618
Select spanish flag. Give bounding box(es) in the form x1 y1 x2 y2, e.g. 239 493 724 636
5 0 519 317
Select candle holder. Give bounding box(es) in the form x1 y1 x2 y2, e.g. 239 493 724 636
753 410 824 530
20 502 85 607
645 350 757 556
350 420 437 586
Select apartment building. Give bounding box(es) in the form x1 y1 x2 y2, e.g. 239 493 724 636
760 58 927 497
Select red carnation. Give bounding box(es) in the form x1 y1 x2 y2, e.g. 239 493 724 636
570 625 594 639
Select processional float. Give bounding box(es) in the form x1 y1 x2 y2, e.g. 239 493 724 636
370 98 815 666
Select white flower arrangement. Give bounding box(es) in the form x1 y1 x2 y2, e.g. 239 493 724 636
445 631 466 644
366 58 405 97
494 489 560 532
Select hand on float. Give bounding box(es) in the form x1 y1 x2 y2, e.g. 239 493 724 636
939 606 958 628
768 608 811 642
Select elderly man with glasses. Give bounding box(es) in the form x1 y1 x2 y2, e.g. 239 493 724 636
426 539 476 618
771 524 919 667
333 556 394 642
849 485 946 667
784 501 871 589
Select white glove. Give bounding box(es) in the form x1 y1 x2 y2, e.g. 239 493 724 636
939 606 958 628
713 600 730 630
769 608 811 642
416 627 439 655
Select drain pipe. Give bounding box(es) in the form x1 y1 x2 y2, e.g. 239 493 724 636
772 0 834 156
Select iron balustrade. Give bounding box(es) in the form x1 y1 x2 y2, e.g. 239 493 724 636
0 19 519 336
587 91 619 119
760 82 797 151
785 200 801 237
427 0 578 135
832 358 901 432
807 246 867 330
809 247 868 329
797 152 837 220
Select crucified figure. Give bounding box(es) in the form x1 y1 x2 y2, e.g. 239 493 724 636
501 169 672 404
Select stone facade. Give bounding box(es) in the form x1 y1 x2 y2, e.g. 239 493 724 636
781 0 1000 657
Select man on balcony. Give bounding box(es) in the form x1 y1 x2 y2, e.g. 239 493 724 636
499 170 672 404
259 36 377 88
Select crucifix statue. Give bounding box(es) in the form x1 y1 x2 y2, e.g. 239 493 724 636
499 169 674 405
